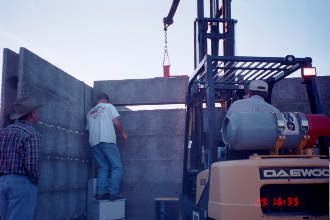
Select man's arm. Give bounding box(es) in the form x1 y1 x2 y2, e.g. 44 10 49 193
113 117 128 143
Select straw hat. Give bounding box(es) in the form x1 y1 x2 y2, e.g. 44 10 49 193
10 96 43 120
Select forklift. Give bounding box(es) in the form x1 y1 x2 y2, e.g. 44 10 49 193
163 0 329 219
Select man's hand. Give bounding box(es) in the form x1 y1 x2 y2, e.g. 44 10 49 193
122 131 128 143
113 117 128 144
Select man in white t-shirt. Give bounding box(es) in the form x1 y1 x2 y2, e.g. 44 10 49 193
87 92 127 201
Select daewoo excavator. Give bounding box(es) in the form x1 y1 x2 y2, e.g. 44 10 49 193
163 0 329 219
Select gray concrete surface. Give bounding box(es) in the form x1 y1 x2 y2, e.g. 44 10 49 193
314 76 330 116
272 76 330 116
1 48 92 220
93 76 189 105
17 48 88 131
116 109 185 220
18 47 92 220
1 49 19 128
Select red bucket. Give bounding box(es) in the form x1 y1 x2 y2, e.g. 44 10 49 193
163 65 170 78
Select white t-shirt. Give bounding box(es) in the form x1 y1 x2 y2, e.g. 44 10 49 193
86 103 120 146
226 95 281 117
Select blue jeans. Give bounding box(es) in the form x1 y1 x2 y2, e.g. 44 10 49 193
92 142 123 195
0 175 38 220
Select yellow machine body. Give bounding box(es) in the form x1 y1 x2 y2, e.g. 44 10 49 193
196 157 329 220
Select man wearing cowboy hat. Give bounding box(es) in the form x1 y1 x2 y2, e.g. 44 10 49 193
226 80 281 117
0 96 43 220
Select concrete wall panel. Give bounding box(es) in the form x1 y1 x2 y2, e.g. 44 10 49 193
1 48 19 128
10 48 92 220
272 78 310 104
118 135 184 161
315 76 330 116
118 109 186 136
39 159 88 191
122 159 182 220
35 190 87 220
17 48 86 131
93 76 189 105
109 109 185 220
37 124 88 158
272 76 330 116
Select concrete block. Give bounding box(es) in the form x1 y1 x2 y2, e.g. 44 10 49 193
93 76 189 105
1 48 19 128
88 179 126 220
88 199 126 220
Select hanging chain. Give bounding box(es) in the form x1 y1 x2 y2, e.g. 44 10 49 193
163 24 170 65
164 26 168 52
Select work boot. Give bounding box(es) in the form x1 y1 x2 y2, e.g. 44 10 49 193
109 193 124 201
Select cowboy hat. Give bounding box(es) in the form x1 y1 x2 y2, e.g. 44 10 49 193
10 96 43 120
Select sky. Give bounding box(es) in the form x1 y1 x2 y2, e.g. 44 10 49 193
0 0 330 87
